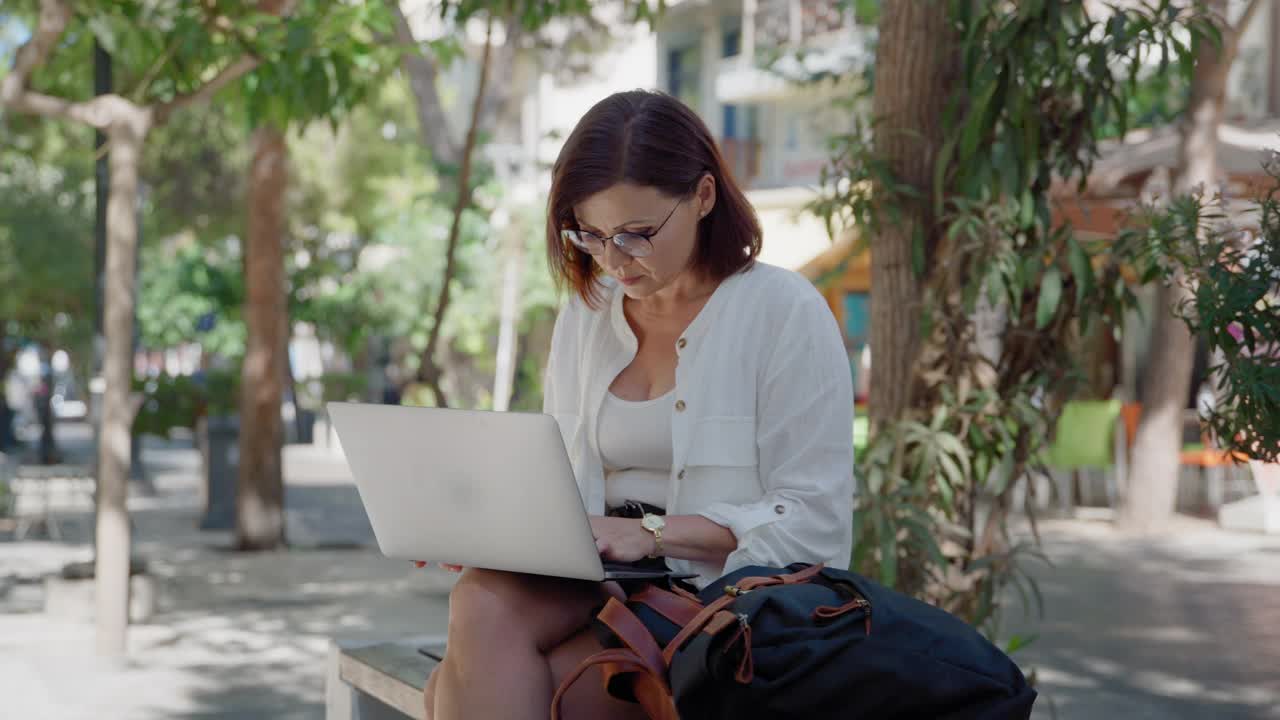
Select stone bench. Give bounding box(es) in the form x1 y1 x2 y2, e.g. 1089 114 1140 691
326 636 446 720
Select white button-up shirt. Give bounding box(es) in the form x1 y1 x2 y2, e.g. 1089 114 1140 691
542 261 855 585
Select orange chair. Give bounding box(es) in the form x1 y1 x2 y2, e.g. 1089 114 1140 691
1120 402 1141 450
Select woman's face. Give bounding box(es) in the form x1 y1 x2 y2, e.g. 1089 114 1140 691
572 176 716 300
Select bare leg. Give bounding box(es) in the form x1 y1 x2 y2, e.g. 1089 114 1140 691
423 664 441 720
423 580 634 720
428 569 612 720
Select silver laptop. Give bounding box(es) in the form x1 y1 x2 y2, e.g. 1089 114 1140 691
326 402 691 582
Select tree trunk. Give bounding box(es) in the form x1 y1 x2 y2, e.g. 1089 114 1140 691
866 0 956 428
1122 281 1198 532
1120 0 1244 534
1270 0 1280 117
95 115 148 658
491 224 525 412
0 326 15 450
236 126 288 551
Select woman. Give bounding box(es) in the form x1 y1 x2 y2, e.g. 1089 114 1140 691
422 90 854 719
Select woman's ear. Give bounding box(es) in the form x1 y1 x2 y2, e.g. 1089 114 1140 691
696 173 717 219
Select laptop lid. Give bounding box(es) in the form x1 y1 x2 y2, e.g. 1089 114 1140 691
327 402 609 582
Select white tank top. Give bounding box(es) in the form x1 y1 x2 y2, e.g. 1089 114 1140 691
598 390 674 510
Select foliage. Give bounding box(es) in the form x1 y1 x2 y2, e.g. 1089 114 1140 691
142 102 249 247
132 372 202 438
130 362 243 438
137 241 246 360
0 120 95 369
439 0 664 28
436 203 561 397
286 76 431 360
318 372 369 404
1114 165 1280 463
6 0 395 129
235 1 399 130
816 0 1210 638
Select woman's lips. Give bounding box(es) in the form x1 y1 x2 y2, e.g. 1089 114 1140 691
619 276 642 286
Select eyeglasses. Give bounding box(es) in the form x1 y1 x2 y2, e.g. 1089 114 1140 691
561 198 685 259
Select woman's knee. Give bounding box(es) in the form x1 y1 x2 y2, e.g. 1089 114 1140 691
446 569 602 652
447 569 520 640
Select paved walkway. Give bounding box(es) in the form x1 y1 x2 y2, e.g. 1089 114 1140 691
1012 517 1280 719
1 422 1278 719
1 423 454 720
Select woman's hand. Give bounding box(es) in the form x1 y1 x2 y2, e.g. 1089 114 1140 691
414 561 464 573
590 516 656 563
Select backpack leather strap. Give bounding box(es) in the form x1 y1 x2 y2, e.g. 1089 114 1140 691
628 585 703 627
661 564 826 665
596 597 669 679
736 563 825 591
550 649 679 720
661 592 739 665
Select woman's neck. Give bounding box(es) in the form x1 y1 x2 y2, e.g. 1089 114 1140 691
630 269 717 319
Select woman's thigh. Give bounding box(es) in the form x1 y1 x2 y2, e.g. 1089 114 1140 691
447 568 607 653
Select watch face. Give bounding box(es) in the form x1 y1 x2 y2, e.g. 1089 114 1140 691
641 515 665 531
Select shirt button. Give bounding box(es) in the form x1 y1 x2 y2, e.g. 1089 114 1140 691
677 338 687 349
678 469 686 480
675 400 686 412
774 504 786 515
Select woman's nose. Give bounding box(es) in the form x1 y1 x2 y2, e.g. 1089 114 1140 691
599 238 631 272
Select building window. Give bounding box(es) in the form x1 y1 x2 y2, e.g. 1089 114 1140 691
723 105 738 138
722 18 742 58
721 105 762 185
667 46 702 111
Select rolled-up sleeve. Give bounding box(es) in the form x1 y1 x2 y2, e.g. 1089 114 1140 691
697 295 855 573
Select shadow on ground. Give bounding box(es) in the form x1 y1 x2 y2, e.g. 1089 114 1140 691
1007 522 1280 720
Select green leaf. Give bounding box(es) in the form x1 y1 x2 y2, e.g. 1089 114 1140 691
1035 267 1063 330
988 452 1016 495
85 13 123 55
911 223 926 277
1067 236 1095 303
1018 188 1034 228
874 511 898 588
960 73 998 162
1004 633 1038 655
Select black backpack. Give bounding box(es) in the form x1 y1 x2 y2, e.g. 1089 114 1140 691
552 563 1036 720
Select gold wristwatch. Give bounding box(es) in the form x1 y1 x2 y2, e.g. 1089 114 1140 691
640 513 666 558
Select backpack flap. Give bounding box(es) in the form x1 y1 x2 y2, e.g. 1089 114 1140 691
669 569 873 719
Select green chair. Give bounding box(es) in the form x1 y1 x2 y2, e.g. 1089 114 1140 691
1045 400 1124 511
853 415 869 459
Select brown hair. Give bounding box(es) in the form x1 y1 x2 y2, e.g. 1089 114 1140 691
546 90 762 307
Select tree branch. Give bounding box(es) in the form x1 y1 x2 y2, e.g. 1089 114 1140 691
388 0 460 166
0 0 71 102
0 0 116 130
1232 0 1267 39
130 37 183 103
2 90 131 129
1 0 264 130
152 0 298 124
153 55 261 125
1217 0 1267 65
417 11 496 405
